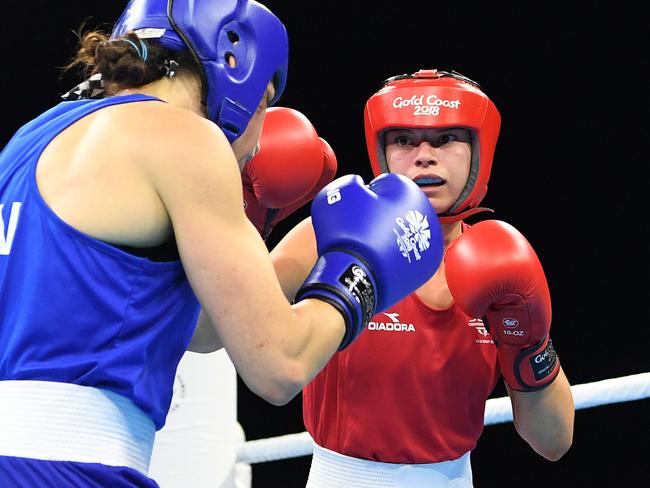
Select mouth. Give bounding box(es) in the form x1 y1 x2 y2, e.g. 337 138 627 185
413 175 445 188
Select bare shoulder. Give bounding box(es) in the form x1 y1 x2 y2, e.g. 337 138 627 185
113 100 234 174
109 100 240 209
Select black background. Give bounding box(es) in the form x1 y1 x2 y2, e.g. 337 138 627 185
3 2 648 487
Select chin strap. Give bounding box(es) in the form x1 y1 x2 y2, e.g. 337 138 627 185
438 206 494 224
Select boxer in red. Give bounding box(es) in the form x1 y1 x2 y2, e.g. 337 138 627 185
269 69 575 487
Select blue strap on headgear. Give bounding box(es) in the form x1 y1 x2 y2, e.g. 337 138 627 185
112 0 289 142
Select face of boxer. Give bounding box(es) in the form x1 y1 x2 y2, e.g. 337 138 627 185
231 81 276 170
385 127 471 214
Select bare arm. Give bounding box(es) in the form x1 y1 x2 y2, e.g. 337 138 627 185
149 114 344 405
269 216 318 301
508 366 574 460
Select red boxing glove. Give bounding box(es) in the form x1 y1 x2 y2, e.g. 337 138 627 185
445 220 560 391
242 107 337 240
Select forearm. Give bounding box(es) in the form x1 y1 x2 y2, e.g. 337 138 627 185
272 252 310 301
233 298 345 405
508 366 574 460
189 299 343 404
289 299 346 381
270 217 318 301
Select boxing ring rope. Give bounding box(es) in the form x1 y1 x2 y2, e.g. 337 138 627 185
236 372 650 465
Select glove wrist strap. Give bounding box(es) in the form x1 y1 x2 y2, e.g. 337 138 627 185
499 335 560 392
295 251 377 350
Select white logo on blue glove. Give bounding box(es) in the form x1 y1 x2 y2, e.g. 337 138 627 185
393 209 431 263
326 187 342 205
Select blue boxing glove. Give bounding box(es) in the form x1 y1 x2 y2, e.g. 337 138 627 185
295 173 443 349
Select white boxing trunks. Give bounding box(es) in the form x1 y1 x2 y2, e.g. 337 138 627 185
0 380 155 475
306 442 473 488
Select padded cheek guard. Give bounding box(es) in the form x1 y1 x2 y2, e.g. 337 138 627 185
363 69 501 220
112 0 289 142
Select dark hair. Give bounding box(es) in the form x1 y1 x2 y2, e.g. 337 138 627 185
64 28 201 95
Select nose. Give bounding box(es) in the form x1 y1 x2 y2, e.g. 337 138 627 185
414 141 438 167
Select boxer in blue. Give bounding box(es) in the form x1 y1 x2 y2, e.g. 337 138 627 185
0 1 443 486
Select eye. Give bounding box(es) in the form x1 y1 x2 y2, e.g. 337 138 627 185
436 133 459 146
395 135 412 146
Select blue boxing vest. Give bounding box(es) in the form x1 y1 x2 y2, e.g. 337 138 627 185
0 95 201 429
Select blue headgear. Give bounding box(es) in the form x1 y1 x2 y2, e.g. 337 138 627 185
112 0 289 141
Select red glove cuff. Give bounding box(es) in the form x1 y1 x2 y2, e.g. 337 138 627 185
498 335 560 392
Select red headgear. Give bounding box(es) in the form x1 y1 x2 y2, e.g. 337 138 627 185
364 69 501 222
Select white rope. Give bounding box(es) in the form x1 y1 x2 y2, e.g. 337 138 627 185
237 431 314 464
237 372 650 464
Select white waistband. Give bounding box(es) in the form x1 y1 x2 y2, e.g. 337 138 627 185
307 443 473 488
0 380 155 475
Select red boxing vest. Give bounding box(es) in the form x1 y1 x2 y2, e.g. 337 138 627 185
303 294 499 463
